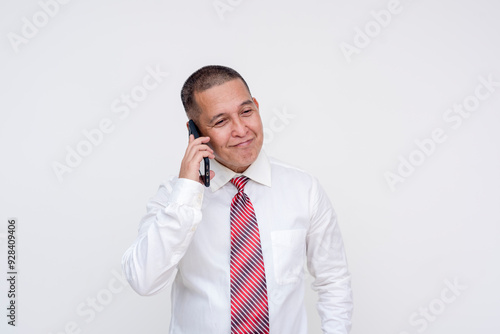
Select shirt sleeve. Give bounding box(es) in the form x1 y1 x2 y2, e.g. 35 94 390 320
121 176 205 296
306 178 353 334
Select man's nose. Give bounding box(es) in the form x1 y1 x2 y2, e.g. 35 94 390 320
232 118 247 136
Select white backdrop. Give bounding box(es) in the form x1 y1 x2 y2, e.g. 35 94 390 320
1 0 499 333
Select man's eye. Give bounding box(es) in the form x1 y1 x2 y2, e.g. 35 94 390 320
242 109 252 114
214 119 225 126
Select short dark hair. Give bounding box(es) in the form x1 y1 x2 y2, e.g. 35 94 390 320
181 65 251 121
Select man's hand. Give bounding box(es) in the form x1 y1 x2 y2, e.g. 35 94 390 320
179 134 216 185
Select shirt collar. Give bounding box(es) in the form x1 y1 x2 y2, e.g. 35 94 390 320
209 150 272 192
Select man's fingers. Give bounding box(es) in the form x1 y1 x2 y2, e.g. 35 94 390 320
194 150 215 161
190 135 210 145
185 146 214 165
185 137 213 160
187 134 209 148
179 135 214 182
186 136 212 153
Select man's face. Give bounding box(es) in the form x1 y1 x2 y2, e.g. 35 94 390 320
193 78 264 173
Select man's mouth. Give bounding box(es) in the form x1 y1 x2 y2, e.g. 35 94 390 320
232 138 253 147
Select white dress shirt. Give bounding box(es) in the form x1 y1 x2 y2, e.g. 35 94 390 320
122 151 353 333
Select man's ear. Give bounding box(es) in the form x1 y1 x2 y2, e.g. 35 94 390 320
253 97 259 109
185 121 190 131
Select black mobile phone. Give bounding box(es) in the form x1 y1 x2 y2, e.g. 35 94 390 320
188 120 210 187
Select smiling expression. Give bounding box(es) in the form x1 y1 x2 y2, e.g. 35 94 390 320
193 78 264 173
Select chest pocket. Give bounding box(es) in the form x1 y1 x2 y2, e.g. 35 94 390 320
270 229 307 285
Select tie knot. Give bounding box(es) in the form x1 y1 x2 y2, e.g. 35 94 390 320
231 176 250 192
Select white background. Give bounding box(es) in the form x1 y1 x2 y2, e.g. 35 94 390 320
1 0 499 333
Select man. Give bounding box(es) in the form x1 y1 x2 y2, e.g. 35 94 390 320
122 65 353 333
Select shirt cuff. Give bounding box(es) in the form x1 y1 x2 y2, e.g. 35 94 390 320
170 177 205 209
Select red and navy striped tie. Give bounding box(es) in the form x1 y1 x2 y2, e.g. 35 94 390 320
230 176 270 334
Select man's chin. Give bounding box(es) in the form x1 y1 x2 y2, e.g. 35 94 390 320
216 155 257 173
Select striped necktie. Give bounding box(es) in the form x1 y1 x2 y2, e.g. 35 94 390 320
230 176 270 334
